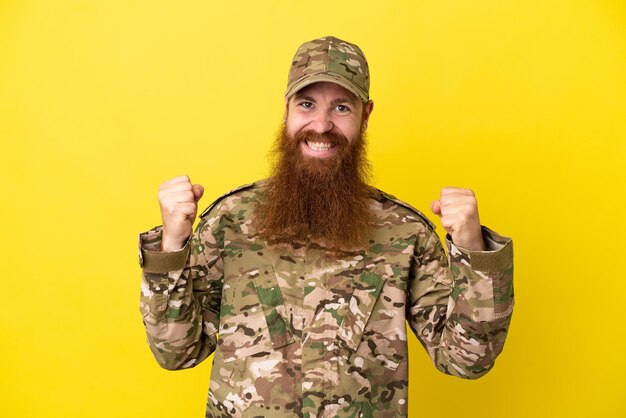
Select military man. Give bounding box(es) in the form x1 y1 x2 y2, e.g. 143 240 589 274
138 36 514 417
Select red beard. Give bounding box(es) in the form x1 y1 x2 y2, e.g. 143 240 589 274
254 123 373 253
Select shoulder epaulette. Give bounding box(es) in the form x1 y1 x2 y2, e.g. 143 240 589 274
199 180 264 219
375 188 437 231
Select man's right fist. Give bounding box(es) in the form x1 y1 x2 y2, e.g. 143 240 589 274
157 175 204 252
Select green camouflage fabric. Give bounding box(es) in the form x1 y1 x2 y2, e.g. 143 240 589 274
139 180 514 418
285 36 370 102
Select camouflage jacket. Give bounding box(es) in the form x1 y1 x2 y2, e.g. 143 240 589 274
138 180 514 418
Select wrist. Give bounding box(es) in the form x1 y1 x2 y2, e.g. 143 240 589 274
461 238 485 251
450 229 486 251
161 233 188 252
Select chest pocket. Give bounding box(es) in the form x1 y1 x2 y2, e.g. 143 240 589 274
336 270 385 350
217 264 294 363
335 268 406 371
252 266 295 349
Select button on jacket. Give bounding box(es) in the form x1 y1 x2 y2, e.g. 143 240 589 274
138 181 514 418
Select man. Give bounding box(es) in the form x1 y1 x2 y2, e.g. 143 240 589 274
138 36 514 417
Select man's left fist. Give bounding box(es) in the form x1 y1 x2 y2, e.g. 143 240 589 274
430 187 485 251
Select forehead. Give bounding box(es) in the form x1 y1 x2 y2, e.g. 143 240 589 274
291 82 358 104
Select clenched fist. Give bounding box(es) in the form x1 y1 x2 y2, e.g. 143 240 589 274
158 175 204 252
430 187 485 251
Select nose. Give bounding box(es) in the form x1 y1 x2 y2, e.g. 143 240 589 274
310 110 334 133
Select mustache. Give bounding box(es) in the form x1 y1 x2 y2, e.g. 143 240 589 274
293 130 349 147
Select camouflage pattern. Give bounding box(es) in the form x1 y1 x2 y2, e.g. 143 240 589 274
285 36 370 102
139 180 514 417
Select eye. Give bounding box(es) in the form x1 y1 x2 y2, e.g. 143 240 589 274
335 104 351 113
298 101 313 109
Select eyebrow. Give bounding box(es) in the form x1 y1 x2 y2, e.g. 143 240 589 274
294 94 357 106
331 96 356 106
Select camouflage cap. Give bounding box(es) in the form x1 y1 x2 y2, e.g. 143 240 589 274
285 36 370 102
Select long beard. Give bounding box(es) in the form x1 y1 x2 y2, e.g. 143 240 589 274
255 123 373 252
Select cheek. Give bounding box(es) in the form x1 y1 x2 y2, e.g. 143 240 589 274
286 124 298 139
285 116 306 138
336 123 359 144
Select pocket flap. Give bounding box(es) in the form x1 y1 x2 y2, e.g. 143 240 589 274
337 271 385 351
252 266 295 349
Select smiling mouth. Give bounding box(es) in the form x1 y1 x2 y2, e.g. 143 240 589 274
305 141 335 152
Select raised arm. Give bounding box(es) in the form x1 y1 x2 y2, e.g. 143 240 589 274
407 187 514 378
138 175 223 370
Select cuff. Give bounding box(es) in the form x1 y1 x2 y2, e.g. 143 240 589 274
447 226 514 320
138 226 191 273
446 226 513 271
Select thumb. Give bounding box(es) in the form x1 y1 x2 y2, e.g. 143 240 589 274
192 184 204 203
430 200 441 216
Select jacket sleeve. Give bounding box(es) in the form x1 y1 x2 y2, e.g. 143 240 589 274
407 225 514 379
138 214 224 370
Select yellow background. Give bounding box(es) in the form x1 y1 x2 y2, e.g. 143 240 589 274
1 1 624 417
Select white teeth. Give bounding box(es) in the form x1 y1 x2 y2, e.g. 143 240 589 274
307 141 333 151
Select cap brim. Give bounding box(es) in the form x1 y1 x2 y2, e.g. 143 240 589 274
285 73 369 102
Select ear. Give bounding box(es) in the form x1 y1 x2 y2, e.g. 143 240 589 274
361 100 374 130
282 96 289 122
283 96 290 122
